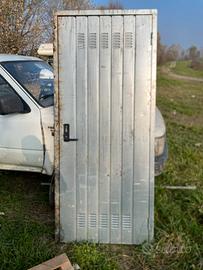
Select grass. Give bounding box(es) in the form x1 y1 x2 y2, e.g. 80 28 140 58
0 173 56 269
0 69 203 269
172 60 203 79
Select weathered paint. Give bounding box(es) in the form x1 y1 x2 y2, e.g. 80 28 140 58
54 10 157 244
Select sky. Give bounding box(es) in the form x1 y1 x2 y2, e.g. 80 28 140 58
94 0 203 49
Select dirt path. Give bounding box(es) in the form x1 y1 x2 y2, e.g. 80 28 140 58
161 66 203 83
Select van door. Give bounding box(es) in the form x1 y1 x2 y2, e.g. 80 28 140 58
0 68 44 172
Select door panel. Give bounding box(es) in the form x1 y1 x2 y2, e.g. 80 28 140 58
56 12 156 244
0 69 44 172
99 16 111 243
58 16 77 241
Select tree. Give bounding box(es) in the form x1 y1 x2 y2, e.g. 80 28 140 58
0 0 48 55
157 32 167 65
41 0 93 44
181 49 185 60
0 0 92 55
99 0 123 9
188 46 200 61
62 0 92 9
186 45 202 70
166 44 182 62
157 34 183 65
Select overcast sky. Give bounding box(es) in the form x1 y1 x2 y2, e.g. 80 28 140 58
94 0 203 49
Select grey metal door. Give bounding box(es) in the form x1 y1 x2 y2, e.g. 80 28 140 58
55 10 157 244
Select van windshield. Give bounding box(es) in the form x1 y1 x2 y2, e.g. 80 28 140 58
2 61 54 107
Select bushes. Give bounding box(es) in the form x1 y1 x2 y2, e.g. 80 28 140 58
190 60 203 71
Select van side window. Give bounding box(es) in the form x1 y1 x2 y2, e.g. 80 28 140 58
2 61 54 107
0 75 17 97
0 75 30 114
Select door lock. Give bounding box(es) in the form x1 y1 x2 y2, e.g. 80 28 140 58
63 124 78 142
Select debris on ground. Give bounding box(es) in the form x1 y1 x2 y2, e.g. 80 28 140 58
163 185 197 190
28 253 75 270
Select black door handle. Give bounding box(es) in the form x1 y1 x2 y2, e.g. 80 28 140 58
63 124 78 142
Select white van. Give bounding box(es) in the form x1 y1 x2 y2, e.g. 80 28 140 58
0 54 167 177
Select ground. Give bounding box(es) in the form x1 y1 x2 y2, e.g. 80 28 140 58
171 60 203 79
0 62 203 270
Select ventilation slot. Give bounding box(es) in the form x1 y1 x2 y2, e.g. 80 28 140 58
77 33 85 49
122 215 131 229
113 32 121 49
125 32 133 48
89 214 97 228
78 213 85 228
101 33 109 49
100 214 108 228
89 33 97 49
111 215 119 229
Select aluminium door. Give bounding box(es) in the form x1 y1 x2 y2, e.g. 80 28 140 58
55 10 157 244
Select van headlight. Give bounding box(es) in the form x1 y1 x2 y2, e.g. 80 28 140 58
155 135 166 157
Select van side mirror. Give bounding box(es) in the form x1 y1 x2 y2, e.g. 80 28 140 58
0 93 30 115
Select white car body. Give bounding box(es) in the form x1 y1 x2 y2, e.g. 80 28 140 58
0 54 167 176
0 54 54 175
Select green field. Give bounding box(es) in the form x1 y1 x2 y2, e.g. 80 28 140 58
0 70 203 270
172 60 203 79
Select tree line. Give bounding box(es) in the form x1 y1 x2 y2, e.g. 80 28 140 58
0 0 93 55
158 33 202 69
